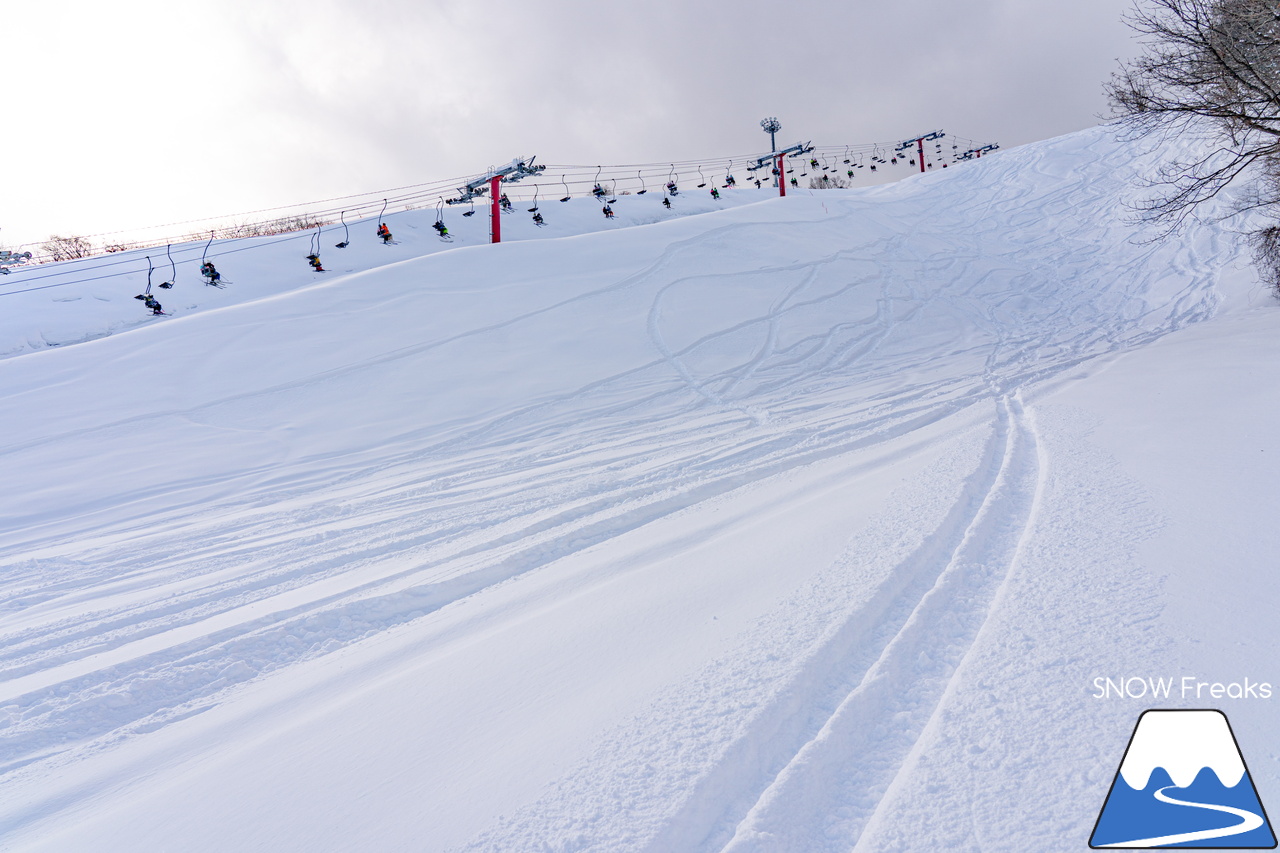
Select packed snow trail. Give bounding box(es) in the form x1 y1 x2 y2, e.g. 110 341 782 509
0 124 1260 852
707 395 1043 853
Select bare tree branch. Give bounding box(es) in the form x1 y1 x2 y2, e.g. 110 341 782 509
1110 0 1280 291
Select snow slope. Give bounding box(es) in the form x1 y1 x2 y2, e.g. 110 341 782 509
0 187 767 360
1 124 1278 852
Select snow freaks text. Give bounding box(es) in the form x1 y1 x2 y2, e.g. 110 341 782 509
1092 676 1274 701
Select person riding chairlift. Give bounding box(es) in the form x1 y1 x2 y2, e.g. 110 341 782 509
200 261 221 284
602 204 615 219
307 253 325 272
433 220 449 237
377 223 393 243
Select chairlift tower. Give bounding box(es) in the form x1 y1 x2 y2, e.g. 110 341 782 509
747 140 812 198
958 143 1000 161
447 157 546 244
895 130 945 174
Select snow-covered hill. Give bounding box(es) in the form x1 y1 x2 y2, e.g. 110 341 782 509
1 125 1277 852
0 186 766 359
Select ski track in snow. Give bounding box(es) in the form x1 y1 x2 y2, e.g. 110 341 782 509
454 131 1231 853
0 125 1241 849
715 395 1043 853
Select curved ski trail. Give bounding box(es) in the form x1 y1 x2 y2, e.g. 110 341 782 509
654 395 1044 852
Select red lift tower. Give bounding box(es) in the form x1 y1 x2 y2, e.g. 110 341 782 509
447 157 546 244
895 131 946 173
957 143 1000 162
748 141 813 198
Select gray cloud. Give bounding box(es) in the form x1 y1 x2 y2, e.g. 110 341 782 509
2 0 1140 246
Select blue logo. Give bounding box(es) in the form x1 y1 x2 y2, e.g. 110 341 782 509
1091 710 1276 848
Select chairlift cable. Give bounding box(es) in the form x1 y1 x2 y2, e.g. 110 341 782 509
44 136 991 256
12 133 997 281
70 175 465 247
0 231 307 296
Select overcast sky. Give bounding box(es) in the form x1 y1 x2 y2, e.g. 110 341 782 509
2 0 1143 248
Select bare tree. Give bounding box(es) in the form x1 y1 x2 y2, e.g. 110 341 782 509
41 234 95 261
1250 224 1280 288
218 215 329 239
1107 1 1280 222
808 174 851 190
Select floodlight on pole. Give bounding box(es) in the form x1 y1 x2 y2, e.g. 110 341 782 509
760 117 782 153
